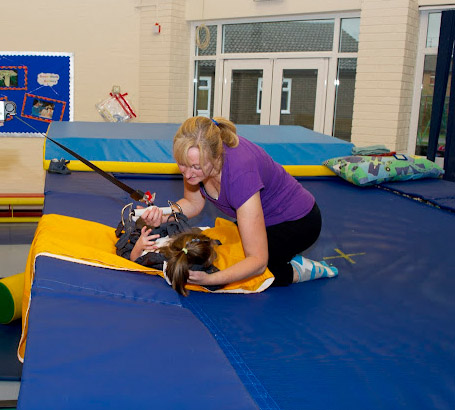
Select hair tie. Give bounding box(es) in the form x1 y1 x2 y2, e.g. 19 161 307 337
182 247 188 254
210 118 219 127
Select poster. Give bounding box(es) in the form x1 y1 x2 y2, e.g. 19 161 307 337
0 52 73 136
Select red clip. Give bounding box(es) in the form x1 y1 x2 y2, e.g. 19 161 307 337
144 191 155 204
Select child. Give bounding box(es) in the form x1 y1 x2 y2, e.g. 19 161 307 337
118 221 219 296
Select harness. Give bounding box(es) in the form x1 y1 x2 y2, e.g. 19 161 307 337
114 201 192 264
114 202 221 284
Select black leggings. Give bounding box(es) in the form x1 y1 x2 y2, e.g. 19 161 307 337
266 202 322 286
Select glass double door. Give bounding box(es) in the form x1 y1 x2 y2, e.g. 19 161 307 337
222 58 328 131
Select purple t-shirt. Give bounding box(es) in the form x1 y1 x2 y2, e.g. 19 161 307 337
200 136 315 226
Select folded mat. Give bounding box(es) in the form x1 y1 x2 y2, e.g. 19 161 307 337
381 178 455 212
19 214 274 361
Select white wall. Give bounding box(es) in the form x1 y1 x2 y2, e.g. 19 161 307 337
0 0 140 194
186 0 361 20
0 0 141 121
419 0 455 6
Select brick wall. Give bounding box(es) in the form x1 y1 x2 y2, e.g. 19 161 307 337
351 0 419 151
138 0 190 123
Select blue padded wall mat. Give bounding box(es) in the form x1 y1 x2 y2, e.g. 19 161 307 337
32 172 455 409
18 257 259 410
380 178 455 212
44 121 354 166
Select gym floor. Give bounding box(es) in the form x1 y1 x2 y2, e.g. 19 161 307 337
0 222 37 408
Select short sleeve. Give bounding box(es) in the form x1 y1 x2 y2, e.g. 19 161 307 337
228 170 264 210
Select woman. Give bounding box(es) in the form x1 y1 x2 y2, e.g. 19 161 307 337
141 116 337 287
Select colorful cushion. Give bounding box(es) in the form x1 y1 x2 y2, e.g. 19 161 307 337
323 155 444 187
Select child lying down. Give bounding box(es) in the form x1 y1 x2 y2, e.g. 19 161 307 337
115 213 220 296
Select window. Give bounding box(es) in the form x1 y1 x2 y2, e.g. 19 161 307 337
413 11 451 158
195 25 217 56
339 18 359 52
257 77 292 114
333 18 359 141
193 60 215 118
191 14 360 137
333 58 357 141
196 76 212 117
256 78 263 114
281 79 292 114
223 20 335 53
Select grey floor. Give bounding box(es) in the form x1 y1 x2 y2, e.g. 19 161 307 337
0 223 37 406
0 223 36 277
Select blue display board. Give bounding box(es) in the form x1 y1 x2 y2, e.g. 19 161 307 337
0 52 73 135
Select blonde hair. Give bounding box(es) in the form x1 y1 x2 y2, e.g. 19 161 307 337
160 228 218 296
173 116 239 174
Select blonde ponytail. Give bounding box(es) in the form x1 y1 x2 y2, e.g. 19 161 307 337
211 117 239 148
173 116 238 173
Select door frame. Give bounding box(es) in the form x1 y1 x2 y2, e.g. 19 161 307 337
221 57 328 131
221 59 273 125
270 58 328 132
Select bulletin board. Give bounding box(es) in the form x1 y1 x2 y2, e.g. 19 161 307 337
0 52 73 136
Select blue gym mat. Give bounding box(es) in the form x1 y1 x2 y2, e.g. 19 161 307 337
44 121 354 167
17 172 455 409
381 178 455 212
18 256 258 410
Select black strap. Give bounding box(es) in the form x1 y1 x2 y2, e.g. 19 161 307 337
46 133 147 202
13 116 151 203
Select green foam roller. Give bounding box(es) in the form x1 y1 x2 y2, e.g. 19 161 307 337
0 272 24 324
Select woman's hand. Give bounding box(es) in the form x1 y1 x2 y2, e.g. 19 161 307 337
130 226 160 261
139 206 164 227
188 269 214 286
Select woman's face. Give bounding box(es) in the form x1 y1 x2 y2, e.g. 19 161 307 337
178 147 213 185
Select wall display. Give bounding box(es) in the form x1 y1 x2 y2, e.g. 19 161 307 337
0 52 73 136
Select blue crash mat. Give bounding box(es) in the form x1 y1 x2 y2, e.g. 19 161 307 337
381 178 455 212
186 177 455 410
44 121 354 167
19 172 455 409
18 257 259 410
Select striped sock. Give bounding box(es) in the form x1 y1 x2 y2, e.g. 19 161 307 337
290 255 338 283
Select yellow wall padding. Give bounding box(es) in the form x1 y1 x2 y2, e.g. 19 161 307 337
0 196 44 206
283 165 335 177
0 217 41 223
0 272 25 324
43 159 334 177
43 159 181 174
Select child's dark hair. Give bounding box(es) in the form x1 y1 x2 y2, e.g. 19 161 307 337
160 228 217 296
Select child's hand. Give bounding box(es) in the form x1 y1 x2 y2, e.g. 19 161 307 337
130 226 160 261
